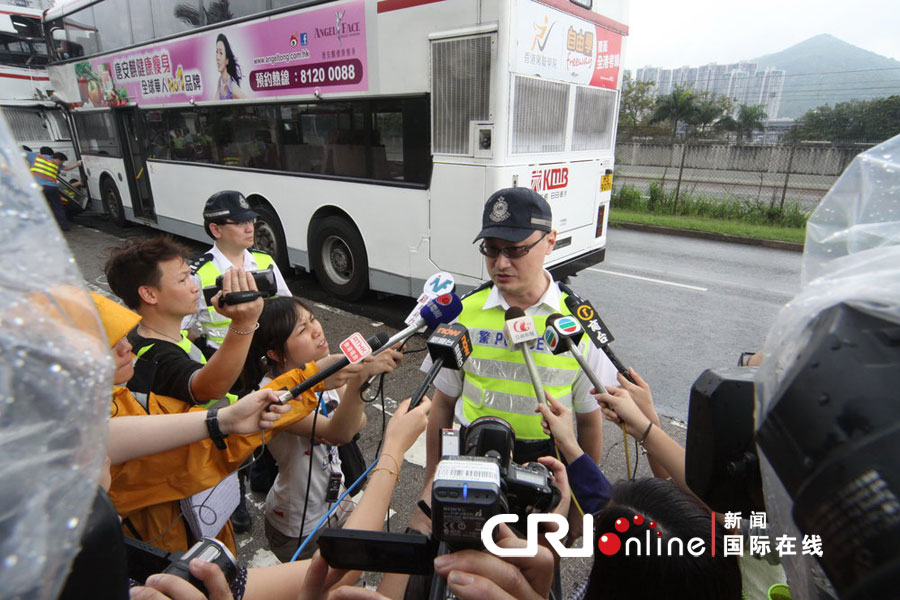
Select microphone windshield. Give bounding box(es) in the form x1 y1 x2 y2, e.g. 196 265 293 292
367 331 390 351
504 306 526 321
545 312 564 325
420 293 463 330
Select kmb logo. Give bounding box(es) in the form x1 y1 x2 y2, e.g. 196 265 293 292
531 168 569 192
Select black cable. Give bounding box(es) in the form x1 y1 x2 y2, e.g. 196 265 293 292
296 392 322 557
632 436 640 480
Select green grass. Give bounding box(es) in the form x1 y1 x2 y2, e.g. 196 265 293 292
610 209 807 244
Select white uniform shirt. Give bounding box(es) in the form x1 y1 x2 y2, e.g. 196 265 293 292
264 387 354 537
423 273 619 426
182 243 292 342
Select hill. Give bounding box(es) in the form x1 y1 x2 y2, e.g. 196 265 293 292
753 34 900 118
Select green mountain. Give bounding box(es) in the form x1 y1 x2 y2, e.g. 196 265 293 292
753 34 900 119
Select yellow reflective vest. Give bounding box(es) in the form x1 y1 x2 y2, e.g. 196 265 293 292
30 155 60 186
458 286 588 440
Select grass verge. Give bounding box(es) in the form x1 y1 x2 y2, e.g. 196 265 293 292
609 209 806 245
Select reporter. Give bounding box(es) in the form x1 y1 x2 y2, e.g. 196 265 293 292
133 398 432 600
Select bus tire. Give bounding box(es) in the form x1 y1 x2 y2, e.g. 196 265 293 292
310 216 368 301
101 178 126 227
253 204 289 272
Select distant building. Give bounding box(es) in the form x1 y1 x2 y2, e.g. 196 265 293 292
635 61 786 118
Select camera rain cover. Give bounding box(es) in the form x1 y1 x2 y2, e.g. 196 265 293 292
755 134 900 599
0 120 112 598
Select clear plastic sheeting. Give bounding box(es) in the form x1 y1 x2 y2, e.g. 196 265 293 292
802 135 900 285
0 121 112 596
755 134 900 599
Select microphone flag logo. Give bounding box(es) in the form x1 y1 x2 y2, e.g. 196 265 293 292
557 316 581 335
543 327 559 351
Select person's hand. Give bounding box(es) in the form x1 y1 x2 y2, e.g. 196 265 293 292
596 387 652 439
218 389 290 435
316 354 367 390
610 368 660 427
298 552 393 600
382 396 430 458
212 268 264 327
535 392 581 462
433 524 554 600
129 559 233 600
535 456 571 527
357 348 403 381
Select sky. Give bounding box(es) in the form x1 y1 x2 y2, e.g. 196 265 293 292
623 0 900 70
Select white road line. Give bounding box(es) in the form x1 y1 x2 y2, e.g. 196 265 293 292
587 268 708 292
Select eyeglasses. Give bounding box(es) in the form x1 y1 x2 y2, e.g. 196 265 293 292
479 233 547 259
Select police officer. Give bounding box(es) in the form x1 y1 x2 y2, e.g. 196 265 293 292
420 187 619 501
185 191 291 354
30 149 82 232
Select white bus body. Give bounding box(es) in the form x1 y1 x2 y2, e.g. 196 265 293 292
44 0 628 299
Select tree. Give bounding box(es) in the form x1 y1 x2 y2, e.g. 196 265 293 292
649 87 696 140
717 104 767 143
688 93 732 136
789 96 900 143
618 74 657 129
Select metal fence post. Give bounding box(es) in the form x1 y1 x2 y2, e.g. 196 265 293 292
780 144 796 211
674 142 687 213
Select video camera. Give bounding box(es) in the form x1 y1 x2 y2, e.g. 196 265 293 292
684 302 900 599
201 268 277 306
317 416 560 579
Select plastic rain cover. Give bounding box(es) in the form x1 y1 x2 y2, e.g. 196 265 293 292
755 134 900 599
0 119 111 597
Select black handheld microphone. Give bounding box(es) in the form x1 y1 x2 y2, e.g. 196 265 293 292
359 293 465 396
409 323 472 410
277 332 390 403
543 313 607 395
563 294 634 384
504 307 546 407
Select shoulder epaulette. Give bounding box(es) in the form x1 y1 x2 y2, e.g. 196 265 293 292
460 280 494 301
189 252 214 275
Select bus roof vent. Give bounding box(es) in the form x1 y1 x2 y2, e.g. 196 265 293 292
511 75 567 154
431 35 492 155
572 86 617 151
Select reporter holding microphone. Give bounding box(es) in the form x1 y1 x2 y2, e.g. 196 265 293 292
417 187 618 531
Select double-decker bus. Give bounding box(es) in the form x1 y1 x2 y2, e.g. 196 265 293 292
0 4 74 159
43 0 628 300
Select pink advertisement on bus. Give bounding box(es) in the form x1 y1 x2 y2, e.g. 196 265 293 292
71 0 368 107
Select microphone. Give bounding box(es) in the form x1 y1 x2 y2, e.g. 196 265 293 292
278 332 389 403
543 313 607 395
504 307 546 408
359 293 464 395
563 294 635 384
409 323 472 410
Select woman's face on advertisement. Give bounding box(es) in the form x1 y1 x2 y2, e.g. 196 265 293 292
216 40 228 73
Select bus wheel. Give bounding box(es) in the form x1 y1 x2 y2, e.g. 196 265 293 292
253 205 289 271
102 179 126 227
311 216 368 301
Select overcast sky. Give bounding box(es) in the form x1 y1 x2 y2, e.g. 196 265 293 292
623 0 899 70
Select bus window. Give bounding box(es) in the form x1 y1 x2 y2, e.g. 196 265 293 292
129 0 155 44
63 7 98 58
93 0 133 54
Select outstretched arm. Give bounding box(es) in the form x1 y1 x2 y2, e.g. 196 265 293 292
108 389 288 464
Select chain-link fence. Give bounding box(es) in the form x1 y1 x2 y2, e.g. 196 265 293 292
614 141 874 212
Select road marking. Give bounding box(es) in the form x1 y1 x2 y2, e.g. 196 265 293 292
314 302 355 317
587 268 708 292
